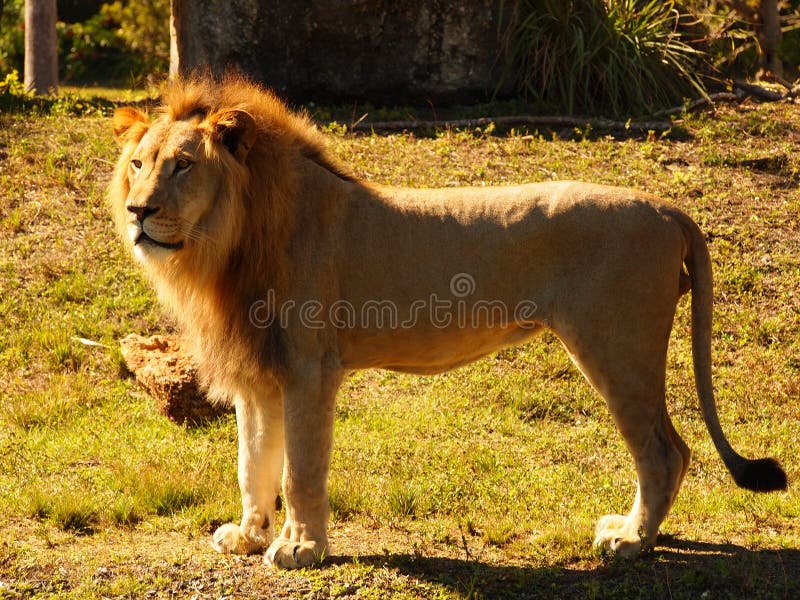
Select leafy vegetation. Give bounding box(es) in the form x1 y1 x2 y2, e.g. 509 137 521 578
0 95 798 598
692 0 800 76
0 70 155 115
495 0 800 115
497 0 708 115
0 0 168 84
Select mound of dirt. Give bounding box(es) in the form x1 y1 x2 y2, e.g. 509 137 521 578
119 333 231 425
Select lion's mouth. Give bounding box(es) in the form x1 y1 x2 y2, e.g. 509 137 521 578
135 231 184 251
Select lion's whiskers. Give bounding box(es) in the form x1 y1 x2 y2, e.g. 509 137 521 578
179 219 215 245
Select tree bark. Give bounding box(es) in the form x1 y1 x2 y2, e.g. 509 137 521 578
723 0 783 79
757 0 782 78
169 0 506 105
169 0 179 77
24 0 58 94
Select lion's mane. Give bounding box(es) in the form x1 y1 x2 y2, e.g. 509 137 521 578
109 74 353 401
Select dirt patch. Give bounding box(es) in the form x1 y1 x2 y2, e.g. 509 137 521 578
1 518 798 599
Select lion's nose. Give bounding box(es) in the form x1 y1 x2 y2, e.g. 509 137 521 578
127 205 159 222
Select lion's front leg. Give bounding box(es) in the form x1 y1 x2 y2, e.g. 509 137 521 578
265 367 341 569
212 390 284 556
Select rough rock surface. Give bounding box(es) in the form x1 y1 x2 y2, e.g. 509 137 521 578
170 0 509 105
119 333 231 425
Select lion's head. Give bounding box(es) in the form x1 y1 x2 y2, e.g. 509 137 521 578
108 74 352 396
110 75 318 275
111 104 254 266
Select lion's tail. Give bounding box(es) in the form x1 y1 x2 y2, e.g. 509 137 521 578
675 208 787 493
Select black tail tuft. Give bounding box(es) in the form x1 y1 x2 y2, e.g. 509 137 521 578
732 457 788 492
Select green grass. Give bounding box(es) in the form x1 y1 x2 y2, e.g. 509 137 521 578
0 98 799 598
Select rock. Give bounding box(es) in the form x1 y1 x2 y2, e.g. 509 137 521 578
170 0 510 105
119 333 231 425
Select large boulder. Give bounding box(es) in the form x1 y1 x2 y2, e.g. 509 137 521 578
170 0 508 105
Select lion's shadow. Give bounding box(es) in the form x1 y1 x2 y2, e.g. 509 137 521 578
328 536 800 599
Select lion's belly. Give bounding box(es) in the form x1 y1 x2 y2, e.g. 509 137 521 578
337 322 543 373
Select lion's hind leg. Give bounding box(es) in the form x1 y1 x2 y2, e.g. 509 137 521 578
553 293 690 557
593 407 690 557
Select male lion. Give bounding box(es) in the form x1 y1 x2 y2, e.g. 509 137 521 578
109 74 786 569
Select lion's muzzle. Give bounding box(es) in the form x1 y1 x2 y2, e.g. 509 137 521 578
126 203 185 251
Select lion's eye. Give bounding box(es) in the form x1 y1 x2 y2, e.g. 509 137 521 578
175 157 192 171
131 159 142 170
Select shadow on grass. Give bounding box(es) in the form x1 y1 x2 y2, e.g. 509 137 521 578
330 536 800 599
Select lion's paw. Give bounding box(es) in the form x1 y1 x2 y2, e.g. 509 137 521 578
265 538 327 569
211 522 266 555
593 514 643 559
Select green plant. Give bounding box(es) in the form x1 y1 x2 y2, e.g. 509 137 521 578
0 0 23 74
101 0 170 75
685 0 800 78
497 0 708 116
329 477 368 522
0 1 168 85
0 69 30 112
386 480 424 519
0 70 121 115
27 489 99 534
57 0 169 84
110 497 141 526
57 11 132 82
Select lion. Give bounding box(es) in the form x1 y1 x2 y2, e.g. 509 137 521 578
109 73 787 569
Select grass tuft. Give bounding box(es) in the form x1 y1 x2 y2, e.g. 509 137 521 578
110 498 141 527
27 489 99 534
386 480 425 520
141 478 202 517
482 519 517 547
329 478 368 523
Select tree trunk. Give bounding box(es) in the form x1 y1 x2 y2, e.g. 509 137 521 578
723 0 783 79
757 0 782 78
24 0 58 94
169 0 507 105
169 2 179 77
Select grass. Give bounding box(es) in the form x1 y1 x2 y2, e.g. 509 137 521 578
0 95 799 598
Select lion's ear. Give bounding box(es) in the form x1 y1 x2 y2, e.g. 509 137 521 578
112 107 149 145
206 109 257 162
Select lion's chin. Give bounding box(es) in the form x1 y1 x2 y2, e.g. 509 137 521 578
132 233 184 263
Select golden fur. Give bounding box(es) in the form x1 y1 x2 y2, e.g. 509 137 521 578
110 73 786 569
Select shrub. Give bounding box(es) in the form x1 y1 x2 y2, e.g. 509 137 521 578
100 0 169 76
0 69 31 112
497 0 708 116
0 69 118 114
0 0 24 75
0 0 168 84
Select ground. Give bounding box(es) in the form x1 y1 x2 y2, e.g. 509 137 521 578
0 95 798 598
